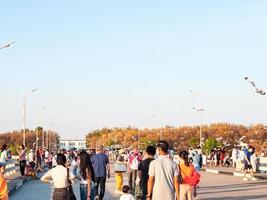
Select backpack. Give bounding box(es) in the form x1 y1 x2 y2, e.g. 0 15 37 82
130 157 139 170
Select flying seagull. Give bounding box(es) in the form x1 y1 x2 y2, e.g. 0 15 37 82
0 41 16 49
244 76 266 95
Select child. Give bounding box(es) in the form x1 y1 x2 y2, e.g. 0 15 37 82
120 185 135 200
0 162 8 200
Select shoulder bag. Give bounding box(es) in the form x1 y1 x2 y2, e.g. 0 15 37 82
67 168 77 200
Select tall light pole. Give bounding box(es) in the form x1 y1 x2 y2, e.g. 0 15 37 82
22 88 37 146
192 107 205 147
39 106 46 150
0 41 15 50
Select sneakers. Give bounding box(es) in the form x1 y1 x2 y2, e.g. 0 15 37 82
243 177 248 181
94 196 100 200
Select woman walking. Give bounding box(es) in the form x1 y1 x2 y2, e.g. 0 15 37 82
77 151 94 200
178 150 200 200
41 153 76 200
17 144 26 176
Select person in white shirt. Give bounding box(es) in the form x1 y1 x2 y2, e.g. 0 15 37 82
147 141 179 200
0 144 8 164
41 153 75 200
120 185 135 200
232 147 237 167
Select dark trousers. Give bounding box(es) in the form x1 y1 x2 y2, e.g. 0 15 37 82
141 181 148 200
19 160 26 176
128 170 137 194
94 177 106 200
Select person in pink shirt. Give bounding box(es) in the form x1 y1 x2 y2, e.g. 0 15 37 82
17 144 26 176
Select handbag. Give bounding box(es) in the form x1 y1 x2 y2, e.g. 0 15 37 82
189 170 201 186
114 163 127 173
67 168 77 200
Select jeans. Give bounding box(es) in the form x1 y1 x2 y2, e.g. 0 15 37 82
94 177 106 200
128 170 137 194
80 183 95 200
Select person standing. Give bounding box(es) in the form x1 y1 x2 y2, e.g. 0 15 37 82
0 145 8 165
41 153 76 200
136 146 156 200
17 144 26 176
231 146 237 168
147 141 179 200
0 162 8 200
91 145 110 200
128 149 141 194
78 151 94 200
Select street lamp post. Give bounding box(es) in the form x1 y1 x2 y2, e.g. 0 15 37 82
39 107 46 150
22 88 37 146
192 107 205 147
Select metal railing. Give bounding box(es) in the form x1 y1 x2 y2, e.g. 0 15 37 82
4 159 16 178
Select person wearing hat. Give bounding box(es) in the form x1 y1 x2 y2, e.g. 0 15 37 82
0 162 8 200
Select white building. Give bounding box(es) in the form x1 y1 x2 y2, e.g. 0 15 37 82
59 139 86 150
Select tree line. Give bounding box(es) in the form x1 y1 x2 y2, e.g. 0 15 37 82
0 127 60 155
86 123 267 153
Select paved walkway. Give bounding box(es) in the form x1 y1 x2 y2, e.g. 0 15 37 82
203 166 267 180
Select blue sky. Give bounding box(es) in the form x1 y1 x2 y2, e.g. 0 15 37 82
1 1 267 139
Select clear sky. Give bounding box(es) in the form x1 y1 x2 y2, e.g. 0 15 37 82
1 1 267 139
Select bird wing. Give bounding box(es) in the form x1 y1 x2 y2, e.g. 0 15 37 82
245 77 256 88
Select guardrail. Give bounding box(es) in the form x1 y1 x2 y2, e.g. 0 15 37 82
4 159 16 178
258 157 267 173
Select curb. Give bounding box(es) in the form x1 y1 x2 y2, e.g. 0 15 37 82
203 168 267 180
8 176 31 195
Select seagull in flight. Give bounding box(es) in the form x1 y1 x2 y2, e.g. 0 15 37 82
0 41 15 49
244 76 265 95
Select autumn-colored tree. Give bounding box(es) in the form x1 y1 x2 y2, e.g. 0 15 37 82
85 123 267 152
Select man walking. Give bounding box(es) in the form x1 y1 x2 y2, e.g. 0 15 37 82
147 141 179 200
137 146 156 200
91 145 110 200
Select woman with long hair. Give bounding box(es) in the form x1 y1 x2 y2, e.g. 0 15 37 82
17 144 26 176
178 150 200 200
41 153 76 200
78 151 94 200
0 144 8 164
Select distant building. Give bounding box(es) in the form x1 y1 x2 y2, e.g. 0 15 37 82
59 139 86 150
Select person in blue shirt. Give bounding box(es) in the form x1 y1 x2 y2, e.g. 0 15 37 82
91 146 110 200
242 145 257 181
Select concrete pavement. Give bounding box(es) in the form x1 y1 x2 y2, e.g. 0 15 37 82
203 166 267 180
197 172 267 200
9 170 267 200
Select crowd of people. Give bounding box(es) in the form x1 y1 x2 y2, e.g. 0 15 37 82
0 141 202 200
3 140 263 199
112 141 201 200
